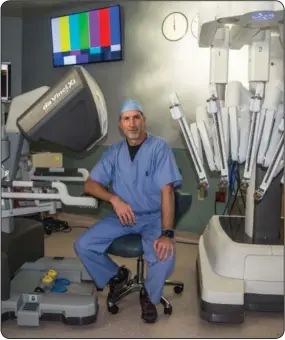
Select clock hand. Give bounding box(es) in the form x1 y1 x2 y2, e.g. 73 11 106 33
173 14 176 30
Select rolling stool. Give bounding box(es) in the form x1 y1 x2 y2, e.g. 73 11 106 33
106 190 192 315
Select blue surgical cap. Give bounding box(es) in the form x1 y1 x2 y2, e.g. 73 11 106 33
120 99 144 116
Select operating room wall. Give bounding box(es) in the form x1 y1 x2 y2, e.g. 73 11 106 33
1 16 23 97
22 1 249 233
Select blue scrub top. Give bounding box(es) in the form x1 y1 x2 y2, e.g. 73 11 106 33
90 133 182 214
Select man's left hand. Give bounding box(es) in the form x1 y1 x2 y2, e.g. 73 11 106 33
153 236 174 262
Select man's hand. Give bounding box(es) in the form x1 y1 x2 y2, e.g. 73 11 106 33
153 236 174 261
110 195 136 226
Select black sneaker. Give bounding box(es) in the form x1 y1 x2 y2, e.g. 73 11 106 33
108 266 131 297
140 288 158 323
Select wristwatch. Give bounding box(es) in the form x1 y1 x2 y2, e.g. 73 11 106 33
161 229 175 239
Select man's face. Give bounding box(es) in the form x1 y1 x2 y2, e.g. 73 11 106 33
119 110 146 141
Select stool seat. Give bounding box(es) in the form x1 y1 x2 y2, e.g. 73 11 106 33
107 234 143 258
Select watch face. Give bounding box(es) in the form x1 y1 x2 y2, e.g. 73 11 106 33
162 12 188 42
163 230 174 238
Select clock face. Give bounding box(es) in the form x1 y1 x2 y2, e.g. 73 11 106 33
162 12 188 41
191 14 199 39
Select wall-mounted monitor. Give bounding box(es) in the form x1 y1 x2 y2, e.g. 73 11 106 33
51 5 122 67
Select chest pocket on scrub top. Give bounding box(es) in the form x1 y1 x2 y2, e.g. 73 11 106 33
142 160 156 195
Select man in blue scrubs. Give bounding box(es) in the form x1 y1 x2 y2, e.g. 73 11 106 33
74 99 182 323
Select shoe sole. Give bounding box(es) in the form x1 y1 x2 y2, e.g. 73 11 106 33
142 317 158 323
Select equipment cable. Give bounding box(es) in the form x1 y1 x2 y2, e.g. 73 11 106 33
25 214 72 237
42 217 72 237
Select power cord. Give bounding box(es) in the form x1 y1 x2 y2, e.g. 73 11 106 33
24 214 72 237
42 217 72 237
229 162 238 239
229 163 246 240
223 160 237 215
219 161 246 239
214 159 236 225
213 159 247 240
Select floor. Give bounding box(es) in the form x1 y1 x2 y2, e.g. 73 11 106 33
2 226 284 338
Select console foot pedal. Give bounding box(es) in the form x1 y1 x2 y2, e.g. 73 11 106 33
17 302 40 327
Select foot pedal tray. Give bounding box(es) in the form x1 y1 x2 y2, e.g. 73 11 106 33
17 302 40 326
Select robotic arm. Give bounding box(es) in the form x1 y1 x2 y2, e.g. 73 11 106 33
169 93 209 193
247 31 284 200
225 81 251 164
1 66 108 220
169 5 283 202
254 118 284 201
241 82 265 190
206 83 229 188
205 26 230 189
169 27 230 191
256 81 283 166
195 105 217 172
241 30 270 190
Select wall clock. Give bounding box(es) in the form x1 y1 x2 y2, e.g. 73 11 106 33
191 14 199 39
162 12 188 42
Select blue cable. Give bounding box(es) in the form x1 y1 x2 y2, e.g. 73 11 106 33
223 159 237 215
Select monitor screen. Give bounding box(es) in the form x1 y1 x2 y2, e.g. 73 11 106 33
51 5 122 67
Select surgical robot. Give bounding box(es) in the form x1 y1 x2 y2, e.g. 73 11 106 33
169 2 284 323
1 66 108 326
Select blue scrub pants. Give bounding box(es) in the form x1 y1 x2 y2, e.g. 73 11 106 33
74 212 175 304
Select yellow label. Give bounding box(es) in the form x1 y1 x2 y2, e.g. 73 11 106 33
54 156 60 161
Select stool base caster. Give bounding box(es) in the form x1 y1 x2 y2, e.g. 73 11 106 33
108 304 119 314
164 306 173 315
